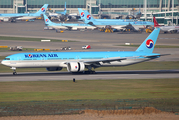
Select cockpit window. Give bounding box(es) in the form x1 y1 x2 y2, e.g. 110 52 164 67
4 58 10 60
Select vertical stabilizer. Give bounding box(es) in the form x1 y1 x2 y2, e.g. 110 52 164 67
136 28 160 53
83 10 95 23
35 4 48 16
78 8 95 24
64 2 67 15
153 17 161 27
56 2 66 15
43 14 53 25
78 8 85 19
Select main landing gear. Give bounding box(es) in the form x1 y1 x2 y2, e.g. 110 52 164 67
11 67 17 75
84 66 96 74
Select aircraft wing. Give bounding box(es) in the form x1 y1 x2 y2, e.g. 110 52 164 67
120 23 139 31
83 54 169 64
8 16 24 19
87 22 97 27
13 16 24 18
61 25 72 29
83 57 127 64
64 57 127 67
61 25 78 30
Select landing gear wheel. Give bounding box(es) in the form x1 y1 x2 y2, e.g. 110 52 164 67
13 72 17 75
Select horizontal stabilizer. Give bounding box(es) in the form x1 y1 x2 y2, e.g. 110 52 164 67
143 54 170 58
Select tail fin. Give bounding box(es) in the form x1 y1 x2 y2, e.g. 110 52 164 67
35 4 48 16
84 10 95 23
78 8 95 24
136 28 160 53
43 14 53 25
153 17 160 27
64 2 66 14
56 2 66 15
78 8 85 20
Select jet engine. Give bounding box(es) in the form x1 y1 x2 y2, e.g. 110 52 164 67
67 62 85 72
72 27 78 30
3 18 10 22
46 67 63 71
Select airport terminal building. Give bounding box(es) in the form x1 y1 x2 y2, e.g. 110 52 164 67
0 0 179 25
1 0 179 13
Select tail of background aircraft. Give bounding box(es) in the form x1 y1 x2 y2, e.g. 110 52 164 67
78 8 85 19
78 8 95 24
43 14 54 25
56 2 66 15
64 2 67 14
153 17 161 27
34 4 48 16
136 28 160 53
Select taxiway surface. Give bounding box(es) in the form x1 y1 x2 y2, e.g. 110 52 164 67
0 70 179 82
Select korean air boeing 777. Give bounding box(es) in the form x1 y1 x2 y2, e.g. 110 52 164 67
0 4 48 22
43 14 96 30
1 28 167 75
78 8 154 30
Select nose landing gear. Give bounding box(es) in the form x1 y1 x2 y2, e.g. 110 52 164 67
11 67 17 75
13 71 17 75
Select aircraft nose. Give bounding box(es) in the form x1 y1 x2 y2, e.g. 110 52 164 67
1 60 9 66
1 60 5 65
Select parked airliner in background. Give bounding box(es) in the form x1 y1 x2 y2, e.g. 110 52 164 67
0 4 48 22
78 8 136 22
1 28 167 75
48 2 80 21
48 2 67 21
153 17 179 33
43 14 96 30
78 8 154 31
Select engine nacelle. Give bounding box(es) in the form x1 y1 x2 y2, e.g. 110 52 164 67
3 18 10 22
72 27 78 30
46 67 63 71
67 62 85 72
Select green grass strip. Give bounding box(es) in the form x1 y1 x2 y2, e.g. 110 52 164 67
0 36 74 42
0 48 35 52
0 79 178 102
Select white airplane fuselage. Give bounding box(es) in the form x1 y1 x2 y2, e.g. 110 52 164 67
160 26 179 32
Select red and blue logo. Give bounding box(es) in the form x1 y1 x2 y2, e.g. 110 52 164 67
146 39 154 49
87 15 91 20
45 19 49 22
81 12 85 17
75 66 78 69
28 54 33 58
41 7 45 12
